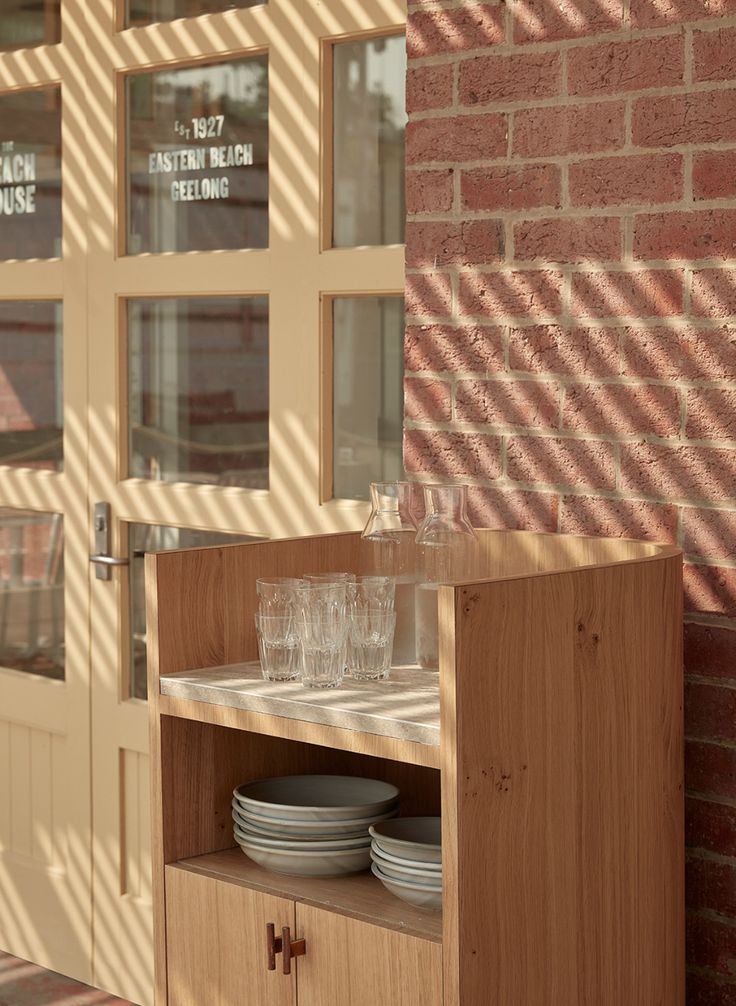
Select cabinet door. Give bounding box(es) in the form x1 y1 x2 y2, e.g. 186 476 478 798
295 903 442 1006
165 866 296 1006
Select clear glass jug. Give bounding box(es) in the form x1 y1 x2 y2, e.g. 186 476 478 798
361 481 420 664
415 484 478 669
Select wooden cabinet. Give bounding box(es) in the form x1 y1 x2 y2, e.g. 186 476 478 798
147 528 685 1006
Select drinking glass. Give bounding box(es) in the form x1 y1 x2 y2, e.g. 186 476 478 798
254 612 301 681
256 577 304 617
296 614 348 688
347 575 395 615
347 610 396 680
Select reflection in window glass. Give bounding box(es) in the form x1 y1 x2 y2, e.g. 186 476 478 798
0 0 60 51
128 297 268 487
126 0 264 27
127 57 268 254
128 523 260 699
0 301 62 470
333 297 404 501
0 508 64 681
0 87 62 260
333 35 406 248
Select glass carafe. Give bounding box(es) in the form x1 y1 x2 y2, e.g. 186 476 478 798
415 484 478 670
361 481 419 664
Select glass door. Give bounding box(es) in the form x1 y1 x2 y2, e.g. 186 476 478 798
0 0 406 1002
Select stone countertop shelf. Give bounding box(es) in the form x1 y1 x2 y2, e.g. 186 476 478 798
160 663 440 746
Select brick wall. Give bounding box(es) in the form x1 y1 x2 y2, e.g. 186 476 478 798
404 2 736 999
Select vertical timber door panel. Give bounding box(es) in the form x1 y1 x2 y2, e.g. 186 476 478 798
294 902 442 1006
165 866 296 1006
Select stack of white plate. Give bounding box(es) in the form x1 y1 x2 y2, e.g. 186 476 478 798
369 817 442 911
232 774 399 878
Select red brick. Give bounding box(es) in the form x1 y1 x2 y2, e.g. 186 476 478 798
406 273 453 319
507 435 617 490
513 0 623 43
694 26 736 81
686 739 736 799
620 443 736 500
685 564 736 619
568 35 683 96
459 270 564 318
405 325 505 373
514 217 621 264
632 0 736 26
404 377 452 422
686 681 736 744
687 854 736 916
571 270 684 318
406 65 454 114
563 383 681 437
622 326 736 381
406 220 504 268
634 210 736 261
407 114 507 165
459 51 561 106
510 325 621 377
692 269 736 319
687 390 736 442
408 4 505 57
685 508 736 561
462 164 561 212
404 429 502 479
686 910 736 976
633 90 736 148
406 169 454 215
466 484 559 531
569 153 683 208
455 378 560 428
514 102 625 157
685 622 736 681
559 495 679 541
686 795 736 856
694 151 736 201
686 970 736 1006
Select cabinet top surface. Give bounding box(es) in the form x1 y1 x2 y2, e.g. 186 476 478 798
161 663 440 746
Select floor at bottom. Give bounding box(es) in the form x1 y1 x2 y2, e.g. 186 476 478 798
0 952 137 1006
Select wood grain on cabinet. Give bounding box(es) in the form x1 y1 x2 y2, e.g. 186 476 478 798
165 865 296 1006
294 901 442 1006
442 554 684 1006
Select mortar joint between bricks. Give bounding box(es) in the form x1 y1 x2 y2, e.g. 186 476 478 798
683 24 694 87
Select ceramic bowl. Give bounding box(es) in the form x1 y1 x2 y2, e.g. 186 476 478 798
370 842 443 873
371 863 442 911
236 838 372 877
232 799 398 838
233 821 371 852
369 817 442 865
369 850 442 887
233 775 399 822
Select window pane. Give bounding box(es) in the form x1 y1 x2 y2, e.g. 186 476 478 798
332 35 406 248
0 87 62 260
128 297 268 487
126 0 264 27
0 508 64 681
0 301 63 470
333 297 404 501
128 523 260 699
0 0 60 51
126 58 268 254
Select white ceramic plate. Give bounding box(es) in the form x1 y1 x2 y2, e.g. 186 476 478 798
233 821 371 852
369 817 442 864
371 863 442 911
236 838 372 877
232 799 398 838
233 775 399 821
369 850 442 887
370 842 442 873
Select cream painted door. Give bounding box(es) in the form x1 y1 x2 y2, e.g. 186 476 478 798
0 0 405 1002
